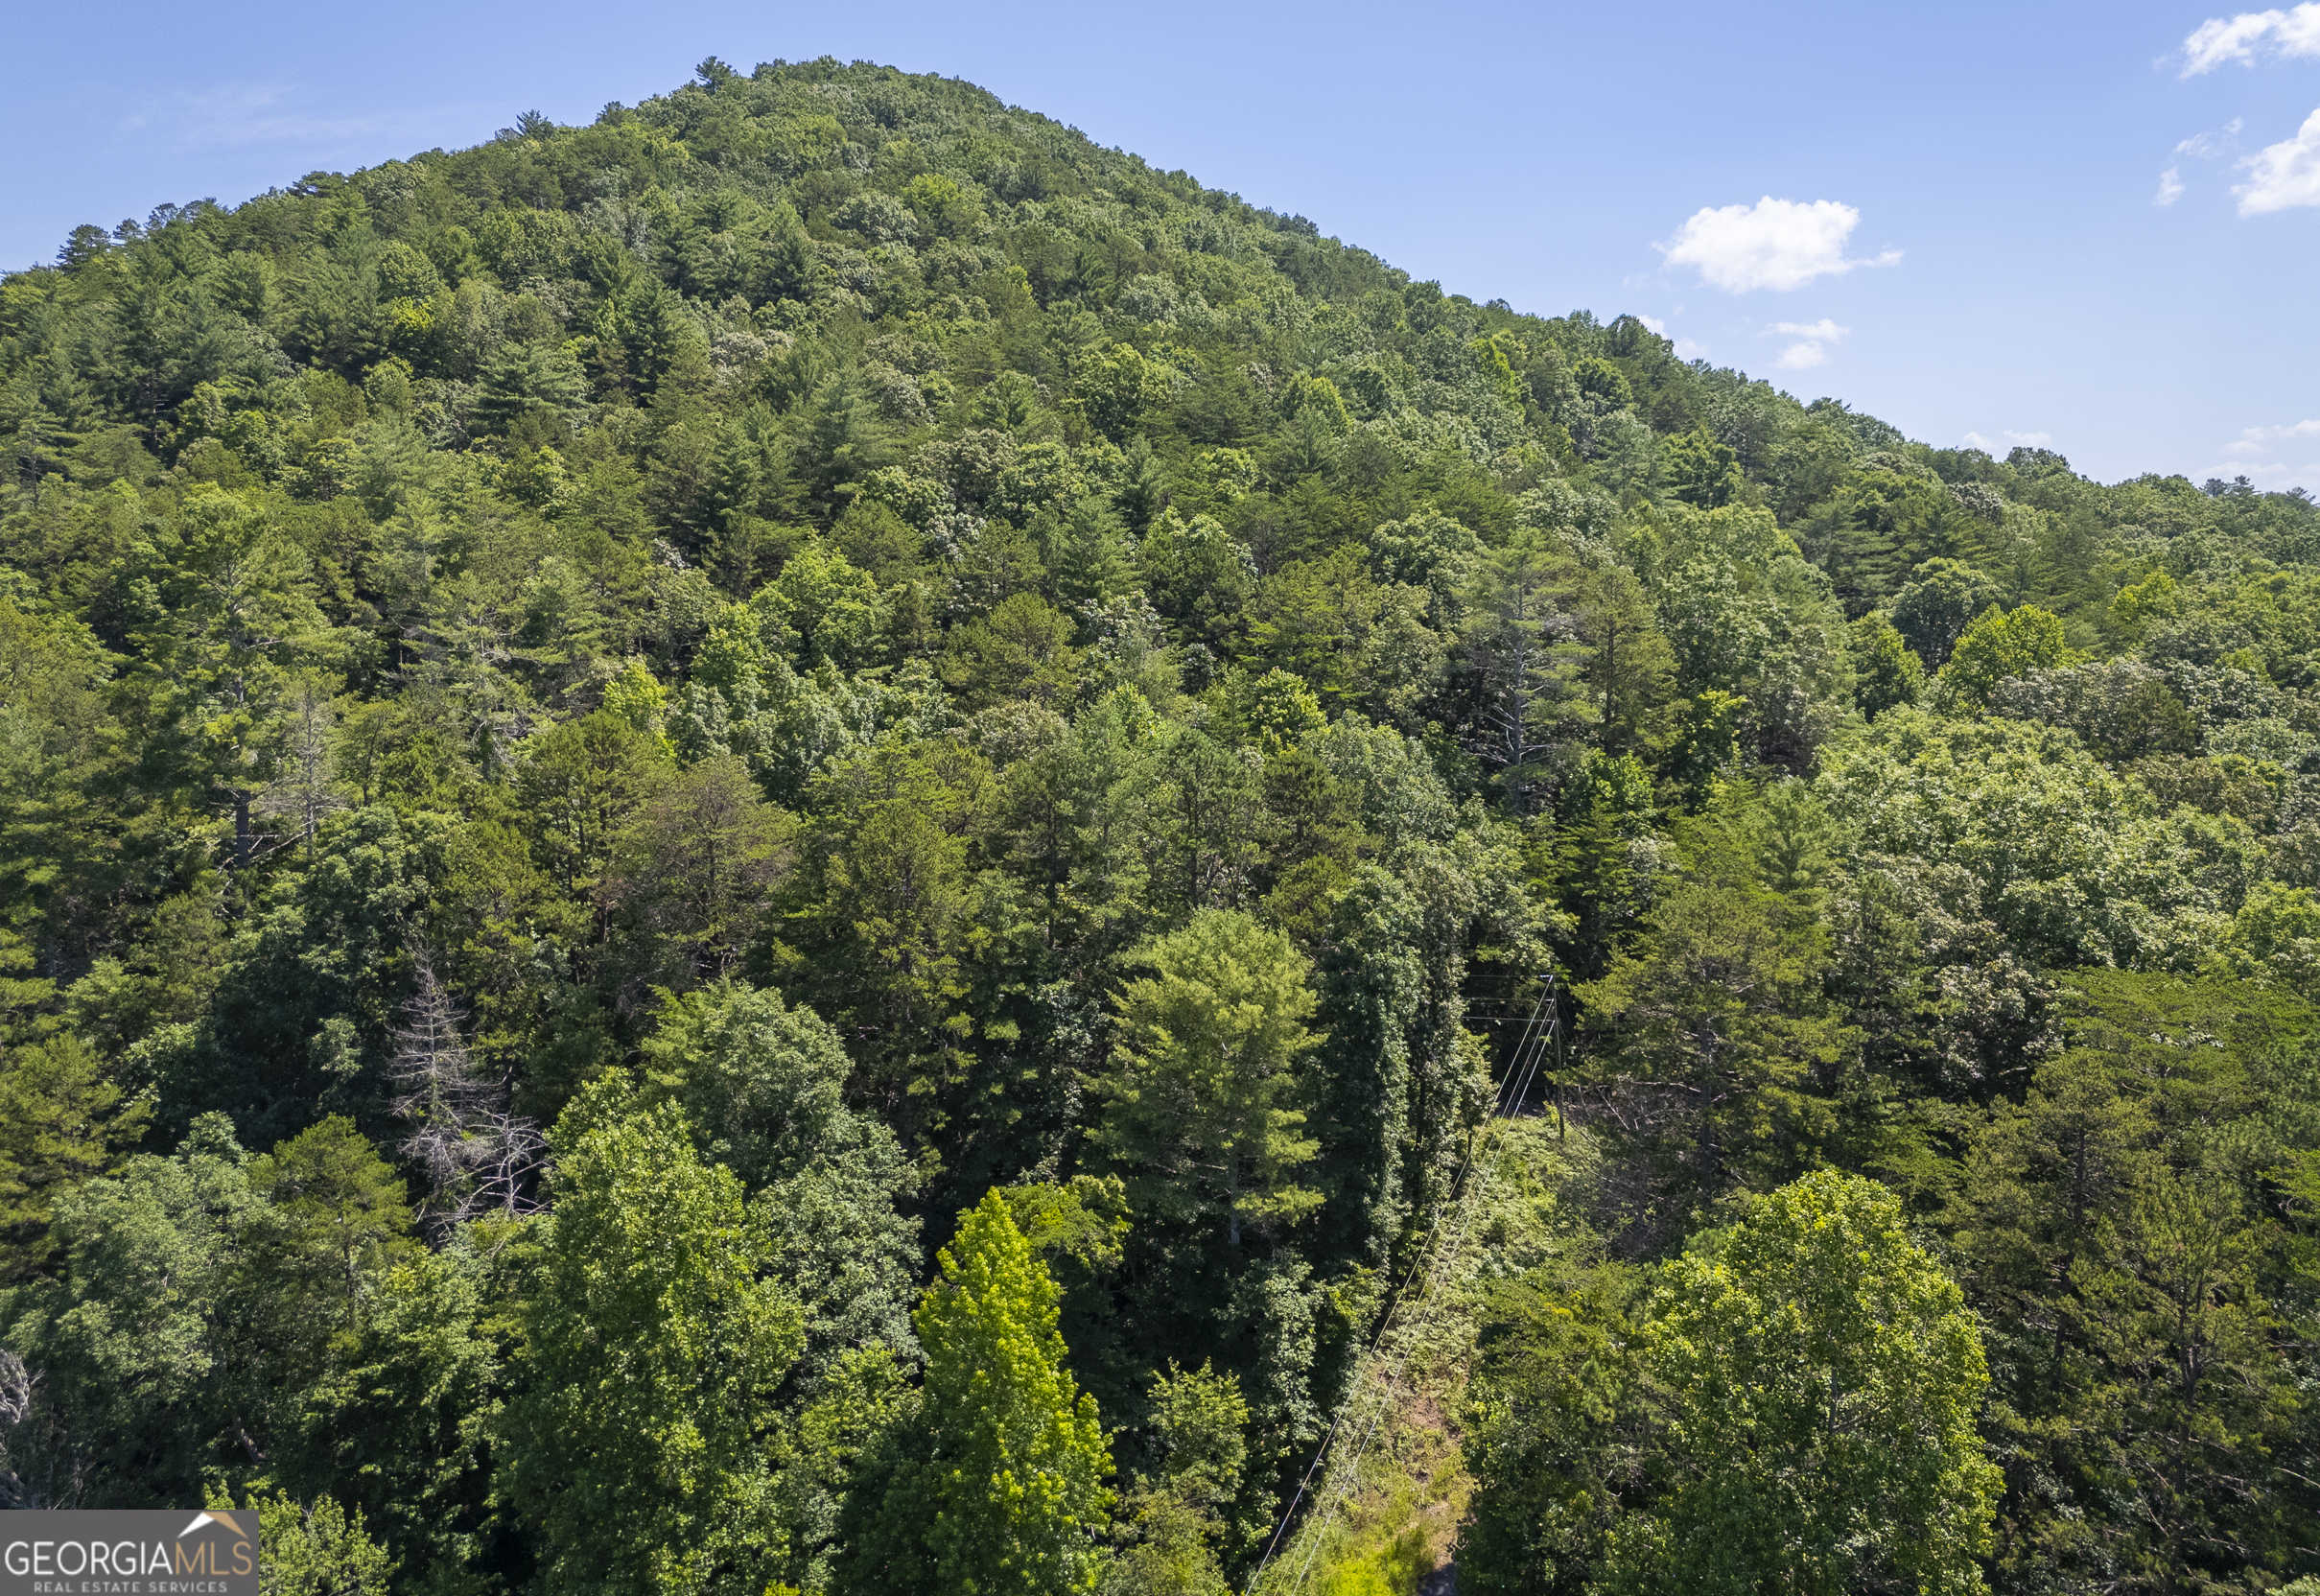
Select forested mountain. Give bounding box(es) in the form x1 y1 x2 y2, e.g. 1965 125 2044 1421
3 55 2317 1596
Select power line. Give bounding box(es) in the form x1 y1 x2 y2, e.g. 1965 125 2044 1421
1244 972 1561 1596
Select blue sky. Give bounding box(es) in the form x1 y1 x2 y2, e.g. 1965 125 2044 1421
5 0 2315 489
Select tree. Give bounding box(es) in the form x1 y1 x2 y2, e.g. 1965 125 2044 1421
945 591 1083 712
1947 973 2317 1595
1575 827 1849 1196
840 1190 1113 1596
1093 909 1324 1248
1104 1360 1253 1596
126 485 332 868
1605 1170 2001 1596
608 753 791 989
274 1243 503 1594
1804 471 1971 616
755 539 890 669
1846 613 1923 718
1939 603 2074 705
1457 1255 1644 1596
1890 557 2001 668
785 739 985 1121
0 1034 149 1279
243 1490 396 1596
0 1117 314 1507
387 957 544 1232
515 707 667 898
1074 342 1170 441
245 1115 413 1327
640 981 922 1378
1457 534 1593 810
499 1085 805 1596
1664 428 1746 509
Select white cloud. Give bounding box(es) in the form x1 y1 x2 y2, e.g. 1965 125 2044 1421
2179 3 2320 73
1768 318 1848 342
1762 318 1848 370
2222 417 2320 455
1638 315 1667 335
2237 107 2320 213
2155 121 2242 206
2196 457 2320 488
1662 198 1902 293
1961 429 2054 453
2177 119 2244 157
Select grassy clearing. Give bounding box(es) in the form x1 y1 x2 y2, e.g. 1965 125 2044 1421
1262 1116 1598 1596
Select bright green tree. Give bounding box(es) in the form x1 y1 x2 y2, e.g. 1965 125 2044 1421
242 1490 396 1596
1093 909 1324 1247
1606 1169 2001 1596
0 1034 149 1279
842 1190 1113 1596
1940 603 2074 705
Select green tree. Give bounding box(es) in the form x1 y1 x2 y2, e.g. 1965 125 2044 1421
1939 603 2074 706
0 1034 150 1279
1663 428 1745 509
1890 557 2002 668
126 484 332 867
1074 342 1171 441
246 1115 413 1328
239 1491 394 1596
499 1084 806 1596
1093 909 1324 1247
1457 534 1593 809
1575 833 1849 1194
841 1190 1113 1596
640 981 922 1377
608 754 791 988
1605 1170 2000 1596
275 1243 503 1595
945 591 1083 712
1948 973 2316 1595
1846 612 1924 718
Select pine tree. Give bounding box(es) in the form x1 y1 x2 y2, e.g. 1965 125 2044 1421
1093 909 1324 1248
841 1190 1113 1596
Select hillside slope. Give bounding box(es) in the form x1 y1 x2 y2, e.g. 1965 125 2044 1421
3 56 2318 1596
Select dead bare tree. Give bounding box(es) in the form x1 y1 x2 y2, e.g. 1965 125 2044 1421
0 1350 33 1509
389 955 545 1234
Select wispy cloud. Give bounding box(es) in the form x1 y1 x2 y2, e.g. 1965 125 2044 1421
2222 417 2320 454
2236 107 2320 213
2200 417 2320 489
2178 3 2320 74
1764 317 1848 369
1662 198 1901 293
1962 429 2054 453
2155 120 2242 206
1635 314 1709 361
119 83 472 153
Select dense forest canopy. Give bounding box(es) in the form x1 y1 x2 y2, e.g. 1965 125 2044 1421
3 54 2317 1596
